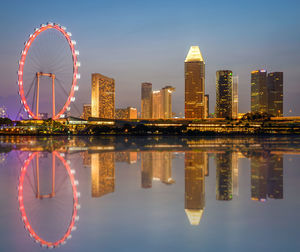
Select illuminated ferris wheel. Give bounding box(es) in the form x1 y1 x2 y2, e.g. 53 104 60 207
17 22 80 119
18 151 80 248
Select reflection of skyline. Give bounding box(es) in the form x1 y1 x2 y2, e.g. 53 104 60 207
91 153 115 198
185 152 207 226
251 153 283 201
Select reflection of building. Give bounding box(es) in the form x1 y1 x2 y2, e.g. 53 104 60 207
91 73 115 119
232 76 239 119
82 151 91 168
267 72 283 117
216 70 233 118
91 153 115 197
251 70 268 113
232 152 239 196
115 107 138 119
82 104 91 120
185 152 206 226
141 152 153 188
216 152 233 200
152 152 174 184
185 46 205 119
141 152 174 188
141 82 152 119
251 153 283 201
115 152 137 164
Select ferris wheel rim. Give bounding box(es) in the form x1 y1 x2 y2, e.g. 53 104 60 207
17 23 79 120
18 151 79 248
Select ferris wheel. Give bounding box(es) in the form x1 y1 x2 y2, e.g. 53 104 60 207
17 22 80 119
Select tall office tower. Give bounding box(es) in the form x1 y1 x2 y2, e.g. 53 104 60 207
267 72 283 117
161 86 175 119
91 153 115 198
204 94 209 118
141 152 153 188
152 152 175 185
82 104 91 120
152 90 163 119
91 73 115 118
216 70 233 118
232 76 239 119
251 70 268 113
185 46 205 119
141 82 153 119
216 152 233 201
185 152 206 226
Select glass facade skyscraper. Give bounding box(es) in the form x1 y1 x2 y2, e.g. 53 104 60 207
232 76 239 119
141 82 152 119
267 72 283 117
251 70 268 113
216 70 233 118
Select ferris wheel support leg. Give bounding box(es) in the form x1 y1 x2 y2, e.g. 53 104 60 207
52 152 55 197
52 75 55 118
36 73 40 118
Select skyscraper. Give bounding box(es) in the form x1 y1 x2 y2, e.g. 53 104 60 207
185 152 206 226
161 86 175 119
251 70 268 113
141 82 152 119
91 73 115 118
232 76 239 119
152 90 163 119
151 86 175 119
185 46 205 119
204 94 209 118
267 72 283 117
216 70 233 118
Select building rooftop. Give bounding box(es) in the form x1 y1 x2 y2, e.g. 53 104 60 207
185 46 204 63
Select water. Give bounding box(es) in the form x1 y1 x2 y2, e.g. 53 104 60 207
0 136 299 252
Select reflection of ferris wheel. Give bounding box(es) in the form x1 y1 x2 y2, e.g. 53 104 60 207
18 151 80 248
17 22 80 119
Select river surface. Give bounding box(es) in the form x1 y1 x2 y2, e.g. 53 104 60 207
0 136 299 252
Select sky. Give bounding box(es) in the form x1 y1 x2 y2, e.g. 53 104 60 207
0 0 300 118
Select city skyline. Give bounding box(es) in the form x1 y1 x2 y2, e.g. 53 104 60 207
0 1 299 118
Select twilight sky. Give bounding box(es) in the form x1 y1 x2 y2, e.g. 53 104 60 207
0 0 300 118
